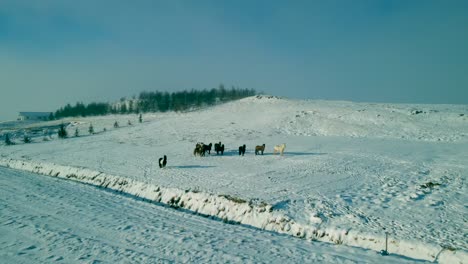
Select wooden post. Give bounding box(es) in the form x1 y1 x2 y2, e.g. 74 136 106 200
385 232 388 252
380 232 389 256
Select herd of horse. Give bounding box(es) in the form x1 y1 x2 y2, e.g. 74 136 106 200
193 142 285 157
159 143 286 169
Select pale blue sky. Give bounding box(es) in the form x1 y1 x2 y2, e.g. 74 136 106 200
1 0 467 121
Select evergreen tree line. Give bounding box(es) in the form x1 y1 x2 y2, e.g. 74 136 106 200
53 102 109 119
52 86 256 119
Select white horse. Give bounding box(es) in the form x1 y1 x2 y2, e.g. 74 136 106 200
273 143 286 156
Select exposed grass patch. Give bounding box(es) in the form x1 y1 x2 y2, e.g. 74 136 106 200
420 181 441 189
219 194 247 204
442 245 457 251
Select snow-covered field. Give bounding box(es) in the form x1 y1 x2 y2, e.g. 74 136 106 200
3 167 422 263
1 96 467 263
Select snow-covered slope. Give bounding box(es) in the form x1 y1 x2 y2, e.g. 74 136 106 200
3 167 421 263
1 96 467 263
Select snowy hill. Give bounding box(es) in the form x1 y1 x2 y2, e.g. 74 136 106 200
1 96 467 263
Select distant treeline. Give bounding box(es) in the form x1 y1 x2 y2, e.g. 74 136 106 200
53 86 256 119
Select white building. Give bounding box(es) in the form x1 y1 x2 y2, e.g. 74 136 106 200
18 112 52 121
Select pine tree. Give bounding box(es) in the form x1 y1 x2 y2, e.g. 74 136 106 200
58 123 68 138
139 114 142 123
120 104 127 114
75 128 79 137
89 124 94 134
5 133 13 145
23 135 31 143
219 83 227 101
128 100 134 113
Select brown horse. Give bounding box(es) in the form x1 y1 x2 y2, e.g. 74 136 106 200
194 143 205 156
255 144 265 155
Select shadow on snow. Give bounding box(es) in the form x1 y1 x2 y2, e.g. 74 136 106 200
172 165 216 169
203 151 327 157
259 152 327 156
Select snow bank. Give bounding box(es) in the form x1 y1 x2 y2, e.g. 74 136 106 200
1 158 465 263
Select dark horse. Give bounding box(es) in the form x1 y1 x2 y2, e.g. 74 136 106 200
203 143 212 155
239 144 246 156
214 142 225 155
159 155 167 168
